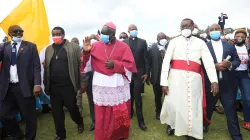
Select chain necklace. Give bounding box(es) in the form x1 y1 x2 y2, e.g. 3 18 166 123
54 47 63 60
104 42 117 60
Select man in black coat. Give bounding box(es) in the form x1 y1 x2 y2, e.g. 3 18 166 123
123 24 149 130
148 32 168 120
0 25 41 140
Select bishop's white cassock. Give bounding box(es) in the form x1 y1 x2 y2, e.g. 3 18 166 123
160 36 218 139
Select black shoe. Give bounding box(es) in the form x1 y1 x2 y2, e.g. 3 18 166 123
186 136 197 140
203 125 209 133
42 104 52 113
166 125 174 136
155 114 160 120
89 123 95 131
138 122 147 131
78 124 84 134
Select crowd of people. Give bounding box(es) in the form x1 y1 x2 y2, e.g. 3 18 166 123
0 17 249 140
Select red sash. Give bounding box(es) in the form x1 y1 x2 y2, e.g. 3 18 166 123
171 60 211 125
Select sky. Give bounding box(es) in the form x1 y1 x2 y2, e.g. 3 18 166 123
0 0 250 44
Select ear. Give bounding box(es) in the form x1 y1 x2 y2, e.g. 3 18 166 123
62 34 65 38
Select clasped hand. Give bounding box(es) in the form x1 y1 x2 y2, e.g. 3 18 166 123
215 59 231 71
105 60 114 69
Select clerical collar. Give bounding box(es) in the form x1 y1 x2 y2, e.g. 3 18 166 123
129 37 137 40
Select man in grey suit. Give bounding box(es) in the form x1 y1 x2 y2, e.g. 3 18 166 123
0 25 41 140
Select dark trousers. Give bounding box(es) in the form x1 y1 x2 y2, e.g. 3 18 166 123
130 74 144 122
235 71 250 122
219 22 225 30
86 72 95 123
50 84 83 139
206 82 242 140
152 80 163 115
0 83 37 140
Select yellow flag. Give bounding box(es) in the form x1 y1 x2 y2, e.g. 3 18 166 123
0 0 50 53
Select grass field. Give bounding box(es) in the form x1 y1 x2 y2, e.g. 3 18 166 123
29 85 250 140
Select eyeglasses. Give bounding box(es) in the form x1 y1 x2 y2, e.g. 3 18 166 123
13 30 24 33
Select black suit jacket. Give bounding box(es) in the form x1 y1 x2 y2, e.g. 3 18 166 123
0 41 41 100
218 15 228 25
148 43 163 85
202 40 240 92
123 37 149 75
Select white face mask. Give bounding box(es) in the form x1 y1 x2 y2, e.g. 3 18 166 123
159 39 168 46
12 36 23 42
119 38 125 41
192 28 199 35
181 29 192 38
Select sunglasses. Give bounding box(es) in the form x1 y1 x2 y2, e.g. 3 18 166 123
13 30 24 34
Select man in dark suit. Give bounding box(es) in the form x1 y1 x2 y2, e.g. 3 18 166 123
218 13 228 31
0 25 41 140
148 32 168 120
203 23 242 140
123 24 149 130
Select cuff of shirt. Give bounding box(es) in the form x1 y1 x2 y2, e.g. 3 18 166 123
34 85 41 87
228 63 232 71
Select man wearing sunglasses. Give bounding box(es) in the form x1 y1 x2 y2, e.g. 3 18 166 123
0 25 41 140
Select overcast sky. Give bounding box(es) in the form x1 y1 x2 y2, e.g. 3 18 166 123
0 0 250 43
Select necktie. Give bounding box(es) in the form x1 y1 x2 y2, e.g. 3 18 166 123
11 42 17 65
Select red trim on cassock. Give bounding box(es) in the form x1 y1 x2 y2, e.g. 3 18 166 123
171 60 211 125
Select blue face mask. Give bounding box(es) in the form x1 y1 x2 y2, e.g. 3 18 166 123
12 36 23 42
100 34 110 43
130 30 138 37
210 31 221 40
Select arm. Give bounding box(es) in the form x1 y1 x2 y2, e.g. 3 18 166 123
144 40 150 75
32 44 41 86
201 42 218 83
111 46 137 74
0 43 5 61
147 48 152 75
230 44 241 70
160 40 175 87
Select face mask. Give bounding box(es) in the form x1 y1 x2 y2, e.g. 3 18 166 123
181 29 192 38
100 34 110 43
12 36 23 42
130 30 138 37
236 37 245 46
119 38 125 41
210 31 221 40
192 28 199 35
159 39 168 46
52 36 63 44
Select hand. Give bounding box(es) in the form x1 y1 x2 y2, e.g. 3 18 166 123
215 63 226 71
162 86 169 95
42 61 45 68
105 60 114 69
83 37 92 54
211 82 219 96
141 74 148 80
222 59 232 69
33 86 41 97
80 82 86 93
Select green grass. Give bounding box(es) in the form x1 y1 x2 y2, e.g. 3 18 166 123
30 85 250 140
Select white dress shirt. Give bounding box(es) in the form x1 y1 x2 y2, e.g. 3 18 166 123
211 39 223 63
10 41 21 83
211 39 224 79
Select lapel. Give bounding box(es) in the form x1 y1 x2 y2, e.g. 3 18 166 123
207 41 218 63
221 41 227 60
6 42 12 60
17 41 27 58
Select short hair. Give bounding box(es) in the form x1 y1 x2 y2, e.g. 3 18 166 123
235 29 247 37
52 26 65 35
120 32 128 36
182 18 194 26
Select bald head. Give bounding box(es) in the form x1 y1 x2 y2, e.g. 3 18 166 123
157 32 167 41
8 25 24 38
71 37 79 45
128 24 137 32
209 24 221 32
